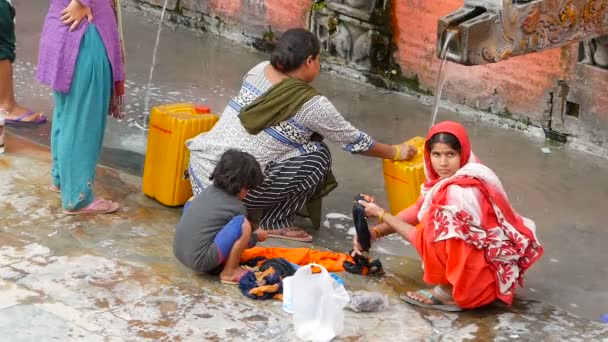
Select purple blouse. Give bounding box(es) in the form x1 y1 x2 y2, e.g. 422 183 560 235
36 0 124 93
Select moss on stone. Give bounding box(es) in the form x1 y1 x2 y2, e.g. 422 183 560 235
312 0 327 11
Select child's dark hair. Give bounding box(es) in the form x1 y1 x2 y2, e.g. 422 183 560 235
426 132 462 153
210 150 264 196
271 28 320 73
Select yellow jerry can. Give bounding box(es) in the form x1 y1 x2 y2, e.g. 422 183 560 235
382 136 426 214
143 103 219 206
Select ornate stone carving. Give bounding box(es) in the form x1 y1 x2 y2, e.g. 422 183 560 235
580 35 608 68
310 1 392 72
438 0 608 65
325 0 388 24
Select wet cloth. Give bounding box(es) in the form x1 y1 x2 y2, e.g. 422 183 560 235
352 194 371 252
238 267 284 300
0 0 16 62
238 258 296 300
343 194 384 276
37 0 125 117
51 25 111 210
403 121 543 308
173 184 255 272
241 247 354 273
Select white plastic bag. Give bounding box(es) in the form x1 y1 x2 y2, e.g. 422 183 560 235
291 263 350 342
282 275 294 314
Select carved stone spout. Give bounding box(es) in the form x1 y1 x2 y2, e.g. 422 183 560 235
438 0 608 65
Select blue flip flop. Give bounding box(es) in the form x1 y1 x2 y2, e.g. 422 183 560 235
5 111 47 124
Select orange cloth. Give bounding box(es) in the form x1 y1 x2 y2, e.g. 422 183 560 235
241 247 353 273
409 216 497 309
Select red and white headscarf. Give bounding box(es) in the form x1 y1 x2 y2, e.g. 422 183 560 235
418 121 543 304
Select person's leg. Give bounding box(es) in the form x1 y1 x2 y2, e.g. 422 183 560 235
242 145 331 240
0 0 17 112
0 1 44 123
58 25 114 212
50 91 65 190
216 216 253 283
402 235 496 310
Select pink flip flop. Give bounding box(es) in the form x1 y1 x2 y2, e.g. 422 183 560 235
63 198 119 215
266 227 313 242
5 112 47 124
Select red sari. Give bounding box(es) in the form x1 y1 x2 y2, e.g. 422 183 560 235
398 121 543 308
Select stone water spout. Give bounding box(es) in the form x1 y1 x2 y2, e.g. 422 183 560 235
437 0 608 65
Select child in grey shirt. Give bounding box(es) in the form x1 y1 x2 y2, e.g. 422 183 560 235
174 150 266 284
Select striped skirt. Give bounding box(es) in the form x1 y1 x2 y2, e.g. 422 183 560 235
191 144 331 230
243 144 331 230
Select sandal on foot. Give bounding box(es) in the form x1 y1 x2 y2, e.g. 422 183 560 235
5 112 47 124
267 227 313 242
49 184 61 193
63 198 120 215
400 287 462 312
220 268 248 285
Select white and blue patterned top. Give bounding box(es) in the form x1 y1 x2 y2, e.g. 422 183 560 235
187 61 374 187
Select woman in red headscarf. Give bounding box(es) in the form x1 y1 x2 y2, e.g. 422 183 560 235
353 121 543 311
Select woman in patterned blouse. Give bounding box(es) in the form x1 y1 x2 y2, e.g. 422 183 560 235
187 29 417 242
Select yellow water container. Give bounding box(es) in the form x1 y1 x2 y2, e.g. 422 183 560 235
382 136 426 214
143 103 219 206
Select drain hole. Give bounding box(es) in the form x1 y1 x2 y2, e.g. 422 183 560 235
566 101 580 118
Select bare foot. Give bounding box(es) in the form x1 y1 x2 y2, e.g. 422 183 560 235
220 268 247 285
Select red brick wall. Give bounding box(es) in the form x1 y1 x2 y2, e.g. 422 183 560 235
264 0 314 29
202 0 313 32
208 0 241 17
391 0 577 121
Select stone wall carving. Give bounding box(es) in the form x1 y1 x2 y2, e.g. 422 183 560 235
310 0 392 72
580 35 608 68
438 0 608 65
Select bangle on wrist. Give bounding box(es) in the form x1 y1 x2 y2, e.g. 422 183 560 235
378 209 386 223
393 145 401 161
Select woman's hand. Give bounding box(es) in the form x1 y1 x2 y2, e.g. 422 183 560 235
61 0 93 31
357 200 385 218
396 143 418 161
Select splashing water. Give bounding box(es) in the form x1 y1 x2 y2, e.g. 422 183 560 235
135 0 170 131
429 30 456 128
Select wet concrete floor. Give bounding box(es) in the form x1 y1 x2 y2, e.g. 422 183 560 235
1 134 607 341
5 0 608 326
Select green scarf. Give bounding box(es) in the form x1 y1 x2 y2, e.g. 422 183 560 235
240 77 318 134
239 77 337 229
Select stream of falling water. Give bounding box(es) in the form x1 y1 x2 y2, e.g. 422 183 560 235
135 0 170 131
429 30 456 128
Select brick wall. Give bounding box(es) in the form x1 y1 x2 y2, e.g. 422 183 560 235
133 0 313 39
